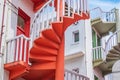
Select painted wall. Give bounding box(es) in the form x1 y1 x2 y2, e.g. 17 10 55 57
0 0 4 80
5 0 34 40
65 20 85 56
84 19 94 80
65 55 87 75
0 0 4 31
4 70 9 80
112 60 120 80
65 19 94 80
2 1 34 80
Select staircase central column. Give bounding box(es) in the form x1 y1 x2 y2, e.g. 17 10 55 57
55 38 64 80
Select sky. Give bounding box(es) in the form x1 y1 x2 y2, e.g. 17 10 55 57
89 0 120 11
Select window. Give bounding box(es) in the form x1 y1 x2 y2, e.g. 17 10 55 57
17 15 25 29
73 31 79 42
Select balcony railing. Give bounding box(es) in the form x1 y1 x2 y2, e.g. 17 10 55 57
64 69 89 80
30 0 57 43
30 0 88 47
92 46 105 61
61 0 88 17
90 7 116 22
6 35 30 63
105 29 120 56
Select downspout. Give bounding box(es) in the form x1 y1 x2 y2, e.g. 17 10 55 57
0 0 6 54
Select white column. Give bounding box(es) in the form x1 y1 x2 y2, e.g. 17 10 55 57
116 9 120 42
84 19 94 80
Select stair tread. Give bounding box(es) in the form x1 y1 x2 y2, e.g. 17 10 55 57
52 22 63 39
30 45 58 56
106 56 120 61
113 45 120 52
31 62 56 70
34 37 59 49
30 55 56 62
28 12 89 80
42 29 61 44
74 13 83 21
63 16 74 31
109 49 120 54
107 52 120 57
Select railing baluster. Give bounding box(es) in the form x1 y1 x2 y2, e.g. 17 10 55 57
68 0 70 16
65 69 89 80
24 39 27 62
63 0 65 16
11 40 14 62
77 0 80 14
16 38 19 61
57 0 60 20
73 0 76 13
20 37 23 61
92 46 105 61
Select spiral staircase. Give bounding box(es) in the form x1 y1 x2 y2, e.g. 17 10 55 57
91 7 120 79
4 0 89 80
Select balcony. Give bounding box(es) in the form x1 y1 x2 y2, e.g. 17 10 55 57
4 34 30 71
64 69 89 80
92 46 105 67
90 7 117 37
92 29 120 76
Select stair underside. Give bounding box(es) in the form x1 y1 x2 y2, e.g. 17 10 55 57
4 12 89 80
97 43 120 76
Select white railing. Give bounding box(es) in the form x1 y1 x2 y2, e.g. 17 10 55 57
92 46 105 61
90 7 116 22
61 0 88 17
64 69 89 80
6 34 30 63
105 29 120 56
30 0 57 43
30 0 88 47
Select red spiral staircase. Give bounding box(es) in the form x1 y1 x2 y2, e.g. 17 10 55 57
4 0 89 80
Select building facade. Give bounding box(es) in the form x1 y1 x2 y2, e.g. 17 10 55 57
90 6 120 80
0 0 94 80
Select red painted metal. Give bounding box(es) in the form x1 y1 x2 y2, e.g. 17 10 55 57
4 0 90 79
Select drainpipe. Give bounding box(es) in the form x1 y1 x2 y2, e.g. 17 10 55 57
0 0 6 54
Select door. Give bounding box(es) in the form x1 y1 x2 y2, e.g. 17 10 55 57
16 8 30 62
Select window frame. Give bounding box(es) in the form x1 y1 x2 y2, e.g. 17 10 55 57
73 30 79 44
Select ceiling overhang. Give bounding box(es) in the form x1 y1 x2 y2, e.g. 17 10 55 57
91 18 116 37
31 0 49 12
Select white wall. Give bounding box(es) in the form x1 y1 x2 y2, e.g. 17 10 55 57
0 0 4 80
112 60 120 80
2 1 34 80
0 0 4 30
4 70 9 80
84 19 94 80
65 20 85 56
65 55 86 75
65 19 94 80
5 0 34 40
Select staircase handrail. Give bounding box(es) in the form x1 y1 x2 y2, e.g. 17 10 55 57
31 0 54 27
90 7 111 13
6 34 30 63
6 34 30 42
92 46 105 61
30 0 57 47
65 69 89 80
105 29 120 54
90 7 116 22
